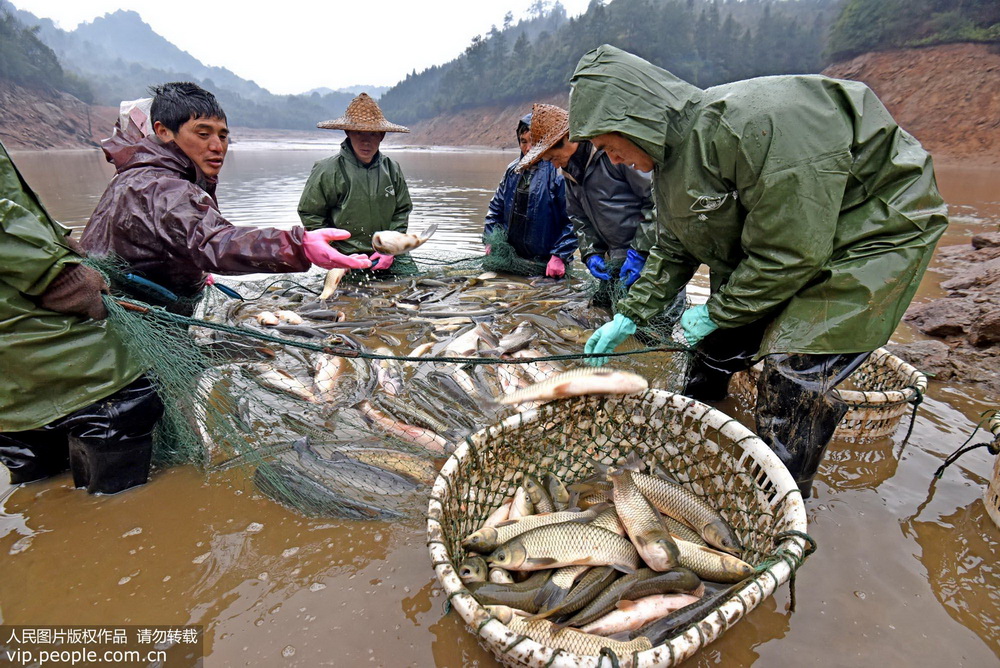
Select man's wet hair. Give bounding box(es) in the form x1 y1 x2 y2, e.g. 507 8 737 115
149 82 227 133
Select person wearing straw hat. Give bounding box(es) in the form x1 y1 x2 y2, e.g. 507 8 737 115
82 82 372 316
0 139 164 495
298 93 413 274
516 102 658 301
573 45 948 498
482 112 576 277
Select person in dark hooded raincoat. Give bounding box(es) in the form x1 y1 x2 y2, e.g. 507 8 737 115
482 113 577 277
576 45 948 497
82 82 371 315
1 139 163 495
516 103 656 288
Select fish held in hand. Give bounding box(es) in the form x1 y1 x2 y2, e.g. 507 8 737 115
497 367 648 406
371 223 438 255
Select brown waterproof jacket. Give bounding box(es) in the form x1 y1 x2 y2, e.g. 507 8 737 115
82 134 311 297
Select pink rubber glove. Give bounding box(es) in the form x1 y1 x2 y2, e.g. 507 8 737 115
369 252 395 271
545 255 566 278
302 228 372 270
484 244 492 255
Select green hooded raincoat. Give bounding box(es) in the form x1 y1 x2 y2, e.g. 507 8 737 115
0 143 145 432
569 45 949 356
297 139 412 256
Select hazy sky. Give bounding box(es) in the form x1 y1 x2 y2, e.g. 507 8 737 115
12 0 593 94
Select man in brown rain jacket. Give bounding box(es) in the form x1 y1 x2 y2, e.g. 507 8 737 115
82 82 371 315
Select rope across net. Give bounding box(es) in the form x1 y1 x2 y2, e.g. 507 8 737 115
92 243 690 519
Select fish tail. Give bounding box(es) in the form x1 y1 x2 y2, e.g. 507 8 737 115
621 451 645 472
531 580 571 614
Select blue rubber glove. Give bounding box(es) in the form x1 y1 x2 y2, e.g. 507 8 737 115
680 304 719 347
585 254 611 281
618 248 647 287
584 313 637 366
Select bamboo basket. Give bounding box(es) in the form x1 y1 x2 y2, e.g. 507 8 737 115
730 347 927 442
985 414 1000 531
427 390 810 667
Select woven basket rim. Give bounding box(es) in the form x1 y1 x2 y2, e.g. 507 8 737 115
426 389 810 667
829 347 926 405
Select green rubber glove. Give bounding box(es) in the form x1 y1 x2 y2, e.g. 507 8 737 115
680 304 719 347
584 313 637 366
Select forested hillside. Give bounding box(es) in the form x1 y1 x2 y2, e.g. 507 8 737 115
828 0 1000 60
380 0 842 124
381 0 1000 126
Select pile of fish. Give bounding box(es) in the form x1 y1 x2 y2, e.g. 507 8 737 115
195 267 657 519
455 453 752 655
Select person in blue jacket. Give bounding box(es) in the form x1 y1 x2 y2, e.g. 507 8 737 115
482 113 577 277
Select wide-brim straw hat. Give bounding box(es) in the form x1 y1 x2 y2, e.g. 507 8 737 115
516 103 569 172
317 93 410 133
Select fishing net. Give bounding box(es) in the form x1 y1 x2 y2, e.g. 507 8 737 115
87 251 689 520
428 391 812 667
729 348 927 442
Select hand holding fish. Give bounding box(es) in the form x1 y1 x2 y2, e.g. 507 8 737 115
302 228 372 270
371 223 438 255
369 252 395 271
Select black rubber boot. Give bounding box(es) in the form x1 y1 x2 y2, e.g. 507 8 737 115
755 352 870 497
683 318 770 402
0 430 70 484
61 376 164 494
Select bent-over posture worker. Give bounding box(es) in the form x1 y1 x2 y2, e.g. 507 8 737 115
1 140 163 494
483 113 577 278
298 93 413 274
576 45 948 497
82 82 370 315
516 103 655 288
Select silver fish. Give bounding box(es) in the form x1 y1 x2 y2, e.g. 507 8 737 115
497 367 648 406
319 268 347 300
371 223 438 255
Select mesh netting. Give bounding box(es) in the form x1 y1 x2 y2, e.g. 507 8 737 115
730 348 927 442
89 250 689 519
427 391 811 666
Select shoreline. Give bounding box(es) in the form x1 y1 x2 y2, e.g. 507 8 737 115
9 136 995 168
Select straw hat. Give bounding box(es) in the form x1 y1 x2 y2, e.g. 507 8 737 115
516 103 569 172
317 93 410 133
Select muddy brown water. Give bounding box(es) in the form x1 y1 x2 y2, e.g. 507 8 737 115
5 140 998 666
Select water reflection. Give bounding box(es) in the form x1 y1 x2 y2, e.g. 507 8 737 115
0 146 998 665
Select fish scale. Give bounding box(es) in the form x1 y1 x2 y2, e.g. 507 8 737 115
611 467 680 570
488 522 640 572
630 469 741 553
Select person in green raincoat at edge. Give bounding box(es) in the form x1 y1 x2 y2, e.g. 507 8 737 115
298 93 415 275
577 45 948 498
0 139 163 495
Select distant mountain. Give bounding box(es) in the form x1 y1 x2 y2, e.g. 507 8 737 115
1 1 357 130
305 85 388 99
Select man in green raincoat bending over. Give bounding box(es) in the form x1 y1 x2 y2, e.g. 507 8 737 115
578 46 948 498
0 140 162 495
